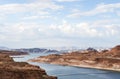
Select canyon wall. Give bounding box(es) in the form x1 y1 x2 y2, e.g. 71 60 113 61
0 53 57 79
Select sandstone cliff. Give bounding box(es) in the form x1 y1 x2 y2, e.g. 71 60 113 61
0 54 57 79
30 45 120 71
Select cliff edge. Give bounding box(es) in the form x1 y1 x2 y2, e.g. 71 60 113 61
0 53 57 79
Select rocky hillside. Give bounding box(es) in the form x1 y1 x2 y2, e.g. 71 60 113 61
0 50 28 55
108 45 120 57
30 45 120 71
0 53 57 79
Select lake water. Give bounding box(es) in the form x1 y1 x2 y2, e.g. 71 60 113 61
13 53 120 79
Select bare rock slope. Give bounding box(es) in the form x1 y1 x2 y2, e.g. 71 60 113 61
30 45 120 71
0 53 57 79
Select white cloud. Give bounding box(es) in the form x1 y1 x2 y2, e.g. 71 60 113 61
0 19 120 42
50 20 120 37
0 1 63 18
0 0 120 48
23 15 51 20
0 22 41 41
0 19 120 48
68 3 120 18
104 24 120 36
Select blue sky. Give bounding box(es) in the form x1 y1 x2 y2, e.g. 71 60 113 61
0 0 120 48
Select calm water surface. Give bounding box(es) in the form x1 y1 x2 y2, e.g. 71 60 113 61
13 53 120 79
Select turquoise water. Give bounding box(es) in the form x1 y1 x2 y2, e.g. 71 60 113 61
13 53 120 79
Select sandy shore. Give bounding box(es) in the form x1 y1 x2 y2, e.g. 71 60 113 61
69 64 120 72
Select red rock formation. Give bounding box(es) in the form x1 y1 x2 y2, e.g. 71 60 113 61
109 45 120 57
0 54 57 79
30 45 120 71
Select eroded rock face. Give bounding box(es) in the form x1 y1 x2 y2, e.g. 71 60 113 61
109 45 120 57
0 54 57 79
0 69 56 79
30 45 120 71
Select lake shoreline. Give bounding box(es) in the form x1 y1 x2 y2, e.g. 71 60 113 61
29 45 120 73
29 60 120 72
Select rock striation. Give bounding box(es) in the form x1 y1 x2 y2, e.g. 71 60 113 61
0 53 57 79
30 45 120 72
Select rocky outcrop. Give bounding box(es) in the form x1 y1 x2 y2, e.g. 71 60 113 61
30 45 120 72
0 54 57 79
0 50 28 55
86 47 98 53
108 45 120 57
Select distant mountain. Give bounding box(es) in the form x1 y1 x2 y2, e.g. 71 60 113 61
13 48 47 53
45 49 59 53
13 48 59 53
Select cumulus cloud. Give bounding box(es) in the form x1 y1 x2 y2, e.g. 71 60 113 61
68 3 120 18
0 19 120 47
0 0 120 48
50 20 120 37
0 19 120 42
51 22 99 37
0 23 41 41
